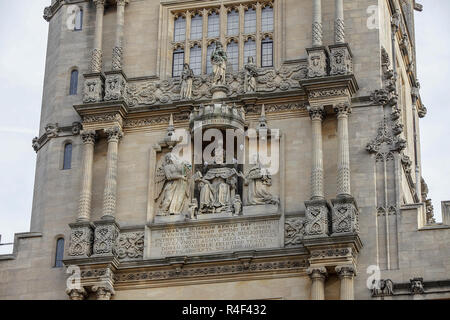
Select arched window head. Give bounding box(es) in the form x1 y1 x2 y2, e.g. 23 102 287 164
54 238 64 268
63 143 72 170
74 8 83 31
69 69 78 95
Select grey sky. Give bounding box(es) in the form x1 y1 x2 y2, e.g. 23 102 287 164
0 1 449 252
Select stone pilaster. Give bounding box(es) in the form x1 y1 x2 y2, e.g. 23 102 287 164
334 103 352 197
112 0 128 71
78 130 97 222
102 126 123 219
308 105 325 200
66 288 88 300
307 267 327 300
334 0 345 44
335 265 356 300
91 0 105 73
312 0 322 47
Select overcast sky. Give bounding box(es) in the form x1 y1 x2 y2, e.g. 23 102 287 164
0 1 449 252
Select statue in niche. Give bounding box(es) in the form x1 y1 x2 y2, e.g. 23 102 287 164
244 56 258 93
180 63 194 100
211 41 227 86
245 157 279 206
155 153 192 216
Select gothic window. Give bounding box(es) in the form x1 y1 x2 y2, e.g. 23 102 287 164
172 48 185 77
190 14 203 40
208 12 220 38
261 37 273 67
206 42 216 74
69 69 78 95
244 8 257 34
190 45 202 75
54 238 64 268
74 8 83 31
261 6 274 32
227 9 239 36
63 143 72 170
174 16 186 41
244 39 256 64
227 40 239 72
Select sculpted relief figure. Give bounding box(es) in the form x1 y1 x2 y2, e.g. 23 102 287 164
155 153 192 216
244 56 258 93
211 41 227 86
245 158 279 206
180 63 194 100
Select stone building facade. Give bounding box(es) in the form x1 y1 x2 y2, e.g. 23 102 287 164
0 0 449 300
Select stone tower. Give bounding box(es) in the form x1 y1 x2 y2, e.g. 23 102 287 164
1 0 450 300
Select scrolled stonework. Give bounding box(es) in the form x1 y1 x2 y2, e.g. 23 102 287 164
304 200 330 238
285 218 305 247
93 221 120 257
335 265 356 279
66 288 88 300
105 126 123 143
306 266 328 280
81 130 97 145
116 232 144 261
68 223 94 257
92 284 115 300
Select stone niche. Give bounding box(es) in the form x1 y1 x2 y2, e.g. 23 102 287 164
144 99 284 259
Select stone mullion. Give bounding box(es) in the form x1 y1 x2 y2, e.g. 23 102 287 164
102 127 123 219
91 0 105 73
334 0 345 44
312 0 323 47
185 11 191 64
335 104 352 197
201 10 208 74
78 130 97 222
256 3 262 68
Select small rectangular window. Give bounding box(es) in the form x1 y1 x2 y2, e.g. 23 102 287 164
244 8 257 34
261 38 273 67
190 14 203 40
54 238 64 268
63 143 72 170
172 49 185 77
69 70 78 95
74 9 83 31
208 12 220 38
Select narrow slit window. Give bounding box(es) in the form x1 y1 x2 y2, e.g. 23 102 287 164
261 37 273 67
54 238 64 268
244 8 257 34
190 14 203 40
190 45 202 75
174 16 186 42
172 49 185 77
74 8 83 31
227 9 239 36
208 12 220 38
63 143 72 170
227 41 239 72
69 70 78 95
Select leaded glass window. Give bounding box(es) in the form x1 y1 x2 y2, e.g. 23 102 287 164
261 37 273 67
261 6 274 32
244 8 257 34
227 9 239 36
190 45 202 75
206 42 216 74
172 49 185 77
227 41 239 72
208 12 220 38
244 39 256 65
190 14 203 40
174 16 186 41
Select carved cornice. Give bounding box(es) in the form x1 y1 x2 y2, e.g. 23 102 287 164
32 122 82 153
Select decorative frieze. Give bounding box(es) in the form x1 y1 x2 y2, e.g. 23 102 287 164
93 221 120 257
116 232 144 261
68 222 94 258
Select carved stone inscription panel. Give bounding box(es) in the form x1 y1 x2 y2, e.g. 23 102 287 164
149 219 280 258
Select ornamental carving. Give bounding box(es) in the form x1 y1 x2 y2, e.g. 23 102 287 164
367 118 406 154
310 248 351 259
371 279 394 297
284 218 305 247
116 232 144 261
105 73 126 101
68 225 93 257
83 77 103 103
93 223 119 256
331 201 359 235
307 50 328 78
329 46 353 75
309 88 348 99
410 278 425 294
304 203 329 237
83 113 122 124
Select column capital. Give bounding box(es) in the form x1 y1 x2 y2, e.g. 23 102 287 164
92 284 115 300
335 265 356 279
105 126 123 143
81 130 97 145
66 287 88 300
93 0 106 7
334 103 351 117
116 0 129 6
307 266 328 280
307 105 326 121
